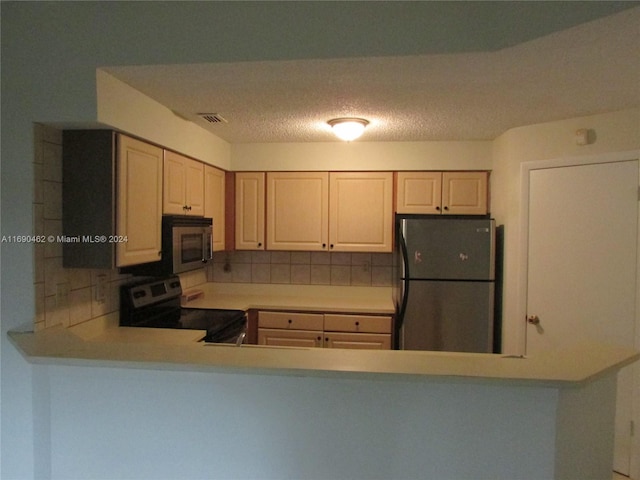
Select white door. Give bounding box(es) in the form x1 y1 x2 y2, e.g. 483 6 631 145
524 158 638 475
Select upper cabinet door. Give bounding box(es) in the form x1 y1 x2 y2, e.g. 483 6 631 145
442 171 488 215
204 165 226 252
396 171 489 215
163 150 204 216
235 172 265 250
396 171 443 214
185 158 205 216
266 172 329 251
329 172 393 253
116 134 163 267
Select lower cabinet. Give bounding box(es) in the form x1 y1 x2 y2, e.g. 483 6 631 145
257 311 393 350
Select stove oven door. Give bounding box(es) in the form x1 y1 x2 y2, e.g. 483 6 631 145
180 309 247 344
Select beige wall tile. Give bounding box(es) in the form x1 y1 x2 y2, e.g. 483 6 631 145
42 142 62 182
310 265 330 285
372 266 392 286
43 219 63 258
44 256 67 297
44 294 69 328
33 243 44 284
291 264 310 284
350 265 371 286
68 268 92 290
42 181 62 220
233 263 252 283
330 252 351 265
33 162 44 204
310 252 330 265
290 252 310 264
69 287 92 326
270 251 290 264
270 264 290 284
330 265 351 285
34 282 45 324
251 251 271 264
251 263 270 283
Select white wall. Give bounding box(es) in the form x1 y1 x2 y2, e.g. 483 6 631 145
42 365 560 480
491 108 640 354
231 141 492 171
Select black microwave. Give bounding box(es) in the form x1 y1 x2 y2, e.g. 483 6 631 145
122 216 213 276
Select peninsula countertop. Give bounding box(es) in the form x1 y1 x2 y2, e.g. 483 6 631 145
8 318 639 388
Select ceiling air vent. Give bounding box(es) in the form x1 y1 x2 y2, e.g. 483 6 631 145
198 113 227 124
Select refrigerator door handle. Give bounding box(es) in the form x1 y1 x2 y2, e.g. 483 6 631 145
396 223 411 334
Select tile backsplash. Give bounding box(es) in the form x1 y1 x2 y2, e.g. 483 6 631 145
210 250 392 286
33 124 393 331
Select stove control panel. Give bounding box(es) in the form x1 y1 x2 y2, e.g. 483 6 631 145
124 276 182 309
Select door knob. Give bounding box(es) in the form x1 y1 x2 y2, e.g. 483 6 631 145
527 315 540 325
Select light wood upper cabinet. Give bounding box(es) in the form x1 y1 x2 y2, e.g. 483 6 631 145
116 134 163 267
329 172 394 252
396 171 442 214
235 172 265 250
204 165 226 252
163 150 204 216
266 172 329 251
396 171 488 215
442 171 488 215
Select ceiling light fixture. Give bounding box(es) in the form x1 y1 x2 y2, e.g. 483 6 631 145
327 118 369 141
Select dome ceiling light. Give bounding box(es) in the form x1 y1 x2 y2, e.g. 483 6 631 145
327 118 369 141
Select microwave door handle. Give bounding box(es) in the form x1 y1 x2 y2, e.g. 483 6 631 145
203 231 212 262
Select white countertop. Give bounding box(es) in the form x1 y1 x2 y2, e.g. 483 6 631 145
179 282 396 314
8 314 639 388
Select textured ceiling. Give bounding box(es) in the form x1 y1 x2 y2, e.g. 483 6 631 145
103 5 640 143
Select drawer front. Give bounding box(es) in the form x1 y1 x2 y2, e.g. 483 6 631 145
323 314 392 334
324 332 391 350
258 328 323 348
258 311 324 331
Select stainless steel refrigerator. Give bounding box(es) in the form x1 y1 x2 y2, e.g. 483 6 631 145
394 216 496 352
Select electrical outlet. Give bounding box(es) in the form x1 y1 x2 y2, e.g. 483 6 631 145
96 274 108 303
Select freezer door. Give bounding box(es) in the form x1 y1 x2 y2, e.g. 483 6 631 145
401 280 494 353
401 218 495 280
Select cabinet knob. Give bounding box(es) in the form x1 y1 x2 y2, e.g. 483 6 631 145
443 206 449 211
288 319 293 324
322 243 326 248
258 242 262 247
435 206 440 211
355 321 360 326
330 244 334 249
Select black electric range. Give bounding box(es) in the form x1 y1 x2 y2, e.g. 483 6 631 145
120 276 246 344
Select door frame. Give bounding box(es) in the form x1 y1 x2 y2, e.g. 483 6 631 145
516 149 640 478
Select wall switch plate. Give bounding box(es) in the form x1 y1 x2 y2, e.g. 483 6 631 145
96 274 108 303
